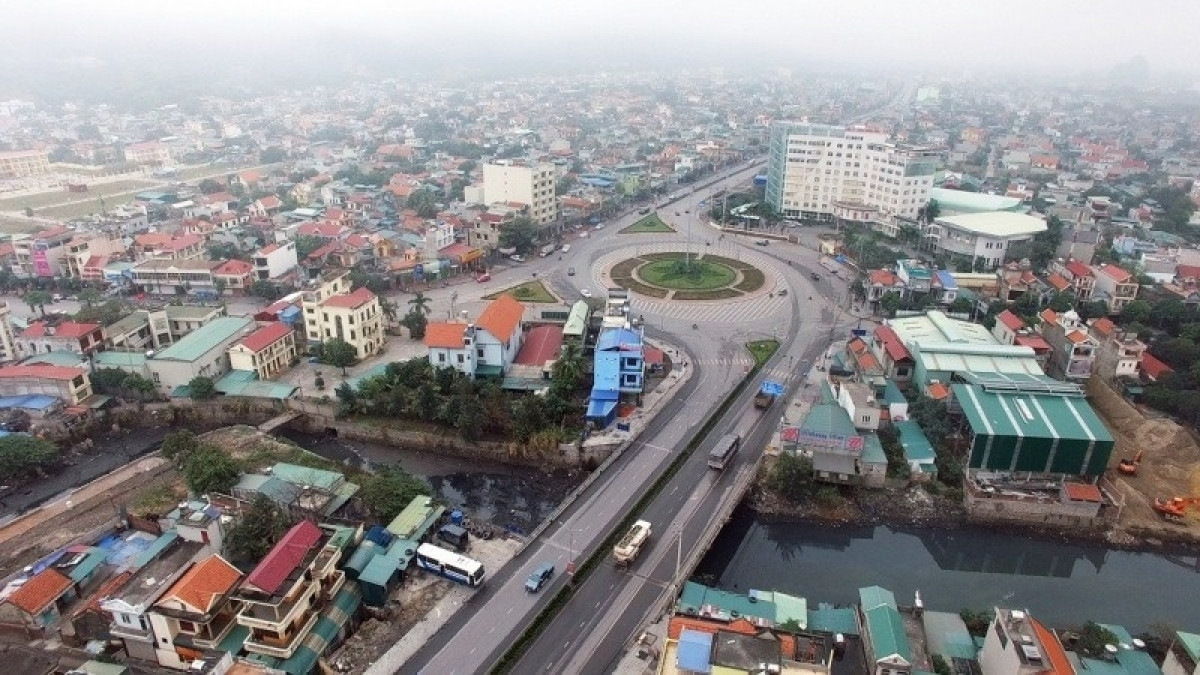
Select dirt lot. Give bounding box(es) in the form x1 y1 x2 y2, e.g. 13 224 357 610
1088 378 1200 540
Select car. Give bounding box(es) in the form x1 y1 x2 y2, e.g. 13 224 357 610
593 222 605 230
755 239 770 246
567 267 576 276
525 562 555 593
810 272 821 281
51 293 63 302
578 231 589 238
476 273 491 283
561 244 571 253
510 254 525 263
581 289 593 298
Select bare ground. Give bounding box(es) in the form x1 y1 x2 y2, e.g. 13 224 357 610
1087 378 1200 542
329 575 453 674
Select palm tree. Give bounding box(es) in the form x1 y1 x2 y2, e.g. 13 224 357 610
380 298 399 328
24 290 51 317
408 291 432 316
551 342 586 388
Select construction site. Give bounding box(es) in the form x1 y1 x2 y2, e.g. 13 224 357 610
1089 378 1200 542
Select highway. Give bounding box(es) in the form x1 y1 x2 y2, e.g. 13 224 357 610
511 233 854 674
390 160 771 675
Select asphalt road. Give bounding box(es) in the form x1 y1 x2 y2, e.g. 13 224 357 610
513 249 855 674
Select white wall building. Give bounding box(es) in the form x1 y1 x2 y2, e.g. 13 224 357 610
924 212 1048 268
146 317 254 394
482 161 557 225
766 122 940 228
252 241 299 281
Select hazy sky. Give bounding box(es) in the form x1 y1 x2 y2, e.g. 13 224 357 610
1 0 1197 79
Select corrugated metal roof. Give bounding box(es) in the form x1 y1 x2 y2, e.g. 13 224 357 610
953 383 1113 444
272 463 343 492
153 317 253 362
385 496 442 540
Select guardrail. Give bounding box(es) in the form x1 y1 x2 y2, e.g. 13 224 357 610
490 346 774 674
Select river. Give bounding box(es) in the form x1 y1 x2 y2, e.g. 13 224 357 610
278 430 582 536
695 506 1200 633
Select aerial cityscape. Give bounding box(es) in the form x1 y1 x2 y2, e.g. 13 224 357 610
0 1 1199 674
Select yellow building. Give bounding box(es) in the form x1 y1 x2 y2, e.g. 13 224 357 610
0 149 51 179
228 322 297 380
0 364 93 405
303 274 384 359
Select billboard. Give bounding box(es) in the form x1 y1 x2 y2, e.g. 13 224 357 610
797 427 863 455
33 250 52 277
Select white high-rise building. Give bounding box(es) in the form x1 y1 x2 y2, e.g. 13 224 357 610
481 161 557 225
766 122 940 235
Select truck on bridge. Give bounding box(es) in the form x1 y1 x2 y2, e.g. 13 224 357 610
754 380 784 410
613 520 651 567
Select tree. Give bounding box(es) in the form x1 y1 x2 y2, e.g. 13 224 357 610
931 655 952 675
1078 300 1112 320
1120 299 1152 325
400 309 427 340
948 297 973 314
225 494 291 563
294 234 327 259
122 372 157 408
188 376 217 400
379 298 399 328
551 342 586 391
197 178 224 194
213 277 228 297
160 430 199 462
180 445 240 496
75 299 134 327
879 291 902 318
498 217 537 253
24 290 51 317
408 291 432 316
322 338 358 375
960 609 995 637
406 189 439 219
1048 291 1076 312
923 198 941 223
77 287 102 307
259 147 287 164
359 467 431 522
766 452 816 503
0 435 58 483
455 397 486 441
249 280 283 301
1076 622 1121 658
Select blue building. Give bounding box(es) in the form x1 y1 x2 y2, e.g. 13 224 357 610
587 327 645 427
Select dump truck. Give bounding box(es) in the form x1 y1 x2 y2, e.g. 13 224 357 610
754 386 776 410
613 519 652 566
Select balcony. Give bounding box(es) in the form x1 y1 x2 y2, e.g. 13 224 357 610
242 612 319 659
238 583 316 630
109 621 154 643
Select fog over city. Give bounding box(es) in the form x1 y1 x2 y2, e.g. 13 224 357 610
2 0 1199 104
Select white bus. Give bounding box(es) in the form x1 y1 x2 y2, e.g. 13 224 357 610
415 543 486 587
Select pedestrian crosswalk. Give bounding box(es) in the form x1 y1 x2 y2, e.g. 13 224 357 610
593 242 792 323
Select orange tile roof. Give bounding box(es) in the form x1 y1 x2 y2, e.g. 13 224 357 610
1046 272 1071 292
160 554 241 614
927 382 950 400
997 310 1024 331
1065 260 1093 279
1090 317 1116 338
0 364 86 381
1098 265 1132 282
477 294 525 341
20 320 100 339
869 269 900 286
6 568 72 615
424 322 468 349
322 287 376 309
1031 619 1073 675
1039 309 1059 326
1142 353 1173 380
215 259 253 275
238 322 292 353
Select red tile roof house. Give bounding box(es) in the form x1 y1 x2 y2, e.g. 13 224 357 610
148 554 243 669
424 295 527 380
871 325 914 382
233 521 347 660
991 309 1025 345
16 319 103 357
0 568 75 636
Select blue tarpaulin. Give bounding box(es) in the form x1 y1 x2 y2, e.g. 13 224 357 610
677 629 713 673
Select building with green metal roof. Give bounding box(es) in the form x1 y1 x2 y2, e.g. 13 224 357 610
675 581 807 627
147 316 253 394
562 301 591 340
858 586 912 671
953 382 1114 476
1065 624 1162 675
807 603 859 636
385 495 444 541
930 187 1024 215
894 420 937 478
1165 630 1200 675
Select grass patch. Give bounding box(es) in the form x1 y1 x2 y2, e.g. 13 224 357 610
619 213 675 234
701 254 758 272
672 288 743 300
240 442 343 474
733 267 766 292
39 194 138 220
130 483 186 518
0 179 157 212
491 344 773 673
610 258 643 280
642 251 689 262
638 258 737 290
483 280 558 303
612 277 670 298
746 339 780 367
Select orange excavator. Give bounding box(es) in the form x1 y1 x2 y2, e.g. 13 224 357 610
1154 497 1200 521
1118 448 1144 476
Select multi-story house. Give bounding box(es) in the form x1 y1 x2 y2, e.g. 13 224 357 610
1090 317 1146 382
1090 263 1139 314
302 276 384 359
16 319 103 357
992 310 1025 345
228 322 297 380
234 521 346 661
213 259 254 296
123 141 172 166
0 149 51 179
11 226 75 278
0 302 18 361
148 554 243 670
765 122 940 231
866 269 907 305
424 295 526 379
482 162 558 226
1038 309 1097 381
253 242 299 281
978 607 1071 675
925 213 1048 270
132 259 223 296
870 325 914 383
134 233 206 262
1050 259 1096 301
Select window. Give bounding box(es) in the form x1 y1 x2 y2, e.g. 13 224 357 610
456 354 464 364
477 348 484 358
861 414 872 423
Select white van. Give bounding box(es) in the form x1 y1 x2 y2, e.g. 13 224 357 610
561 244 571 253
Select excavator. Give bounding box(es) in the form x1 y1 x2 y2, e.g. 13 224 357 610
1154 497 1200 521
1118 448 1144 476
